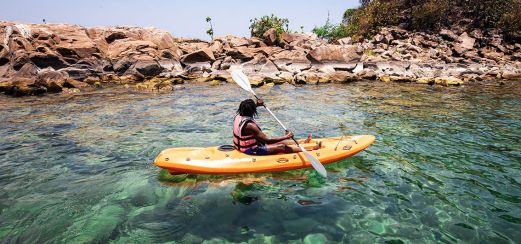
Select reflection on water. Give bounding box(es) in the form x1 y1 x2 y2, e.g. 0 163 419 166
0 81 520 243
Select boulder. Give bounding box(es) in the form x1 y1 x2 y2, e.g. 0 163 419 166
29 53 68 70
453 32 475 55
13 63 38 78
415 77 435 84
180 48 215 64
35 69 69 92
105 32 127 44
1 77 45 96
440 29 458 41
501 70 521 80
327 71 358 83
357 69 377 80
224 46 256 60
135 61 163 77
113 57 134 75
262 28 277 46
306 45 361 63
336 37 352 45
12 50 30 70
62 67 99 81
435 76 463 86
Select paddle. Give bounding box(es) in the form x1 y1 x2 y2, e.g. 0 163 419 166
230 69 327 178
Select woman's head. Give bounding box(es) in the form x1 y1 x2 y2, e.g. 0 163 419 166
237 99 257 117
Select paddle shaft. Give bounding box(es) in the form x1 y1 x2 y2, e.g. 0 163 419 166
251 93 302 146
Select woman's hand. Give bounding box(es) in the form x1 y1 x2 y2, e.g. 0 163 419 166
285 130 294 139
256 99 264 107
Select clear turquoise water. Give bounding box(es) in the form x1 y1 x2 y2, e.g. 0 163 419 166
0 81 520 243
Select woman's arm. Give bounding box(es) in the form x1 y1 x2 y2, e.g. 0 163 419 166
245 123 293 144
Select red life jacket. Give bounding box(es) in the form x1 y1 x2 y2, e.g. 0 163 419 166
233 115 261 152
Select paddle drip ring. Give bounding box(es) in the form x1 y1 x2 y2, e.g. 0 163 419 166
218 145 235 151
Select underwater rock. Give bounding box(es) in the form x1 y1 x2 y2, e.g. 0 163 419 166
303 233 328 244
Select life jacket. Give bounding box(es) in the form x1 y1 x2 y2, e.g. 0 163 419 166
233 115 261 152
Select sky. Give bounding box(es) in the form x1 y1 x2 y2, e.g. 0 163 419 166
0 0 359 40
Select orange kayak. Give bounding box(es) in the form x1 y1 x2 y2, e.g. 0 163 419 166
154 135 375 174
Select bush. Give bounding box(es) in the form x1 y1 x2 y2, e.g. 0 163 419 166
312 13 349 41
249 14 289 38
342 0 401 40
411 0 448 30
500 0 521 41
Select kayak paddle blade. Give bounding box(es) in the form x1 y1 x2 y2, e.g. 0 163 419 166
300 145 327 178
231 69 252 93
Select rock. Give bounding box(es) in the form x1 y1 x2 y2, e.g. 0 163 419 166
208 79 221 86
1 77 45 96
180 48 215 63
29 53 68 70
303 233 328 244
373 34 384 43
440 29 458 41
61 88 80 94
135 61 163 77
113 57 134 75
13 63 38 78
11 50 30 70
62 67 98 81
225 36 250 48
336 37 352 45
435 76 463 86
209 40 224 56
415 77 435 84
105 32 127 44
453 32 475 55
262 28 277 46
502 70 521 80
327 71 358 83
379 75 391 82
35 69 68 92
306 45 361 63
225 46 256 60
357 69 377 80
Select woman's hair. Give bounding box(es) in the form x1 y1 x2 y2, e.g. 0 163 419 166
237 99 258 117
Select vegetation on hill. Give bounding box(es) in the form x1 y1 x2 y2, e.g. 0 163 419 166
315 0 521 42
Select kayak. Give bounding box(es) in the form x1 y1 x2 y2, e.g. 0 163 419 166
154 135 375 174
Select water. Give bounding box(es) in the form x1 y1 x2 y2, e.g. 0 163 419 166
0 81 520 243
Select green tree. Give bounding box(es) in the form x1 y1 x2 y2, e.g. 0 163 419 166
249 14 289 38
206 16 214 41
312 12 349 41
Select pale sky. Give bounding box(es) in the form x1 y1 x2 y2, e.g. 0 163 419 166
0 0 359 40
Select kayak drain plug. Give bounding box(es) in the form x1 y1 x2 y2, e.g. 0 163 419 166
165 157 169 161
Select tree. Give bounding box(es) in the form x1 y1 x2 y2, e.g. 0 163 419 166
249 14 289 38
206 16 214 41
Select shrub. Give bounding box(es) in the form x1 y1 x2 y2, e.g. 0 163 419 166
312 12 349 41
341 0 401 40
411 0 448 30
249 14 289 38
499 0 521 41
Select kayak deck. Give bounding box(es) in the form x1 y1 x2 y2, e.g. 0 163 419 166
154 135 375 174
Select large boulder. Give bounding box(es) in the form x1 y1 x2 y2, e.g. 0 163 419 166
13 63 38 78
135 61 163 77
453 32 476 55
262 28 277 46
180 48 215 64
113 57 134 75
306 45 361 63
29 53 68 70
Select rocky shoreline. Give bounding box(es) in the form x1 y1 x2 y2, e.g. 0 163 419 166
0 21 520 96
